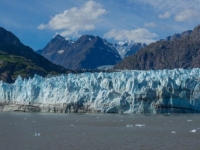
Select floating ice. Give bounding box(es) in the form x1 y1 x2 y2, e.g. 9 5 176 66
71 124 74 127
190 129 198 133
34 133 40 136
187 120 193 122
171 131 176 134
126 124 133 127
135 124 145 127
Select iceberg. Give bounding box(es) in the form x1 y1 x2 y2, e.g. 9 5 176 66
0 68 200 113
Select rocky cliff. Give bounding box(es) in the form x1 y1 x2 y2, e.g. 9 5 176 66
114 25 200 70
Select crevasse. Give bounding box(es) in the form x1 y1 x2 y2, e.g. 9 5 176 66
0 68 200 113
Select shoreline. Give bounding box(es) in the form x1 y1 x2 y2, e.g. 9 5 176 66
0 102 199 114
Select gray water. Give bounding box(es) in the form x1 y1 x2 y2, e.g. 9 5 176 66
0 113 200 150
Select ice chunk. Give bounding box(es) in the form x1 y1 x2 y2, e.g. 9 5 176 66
126 124 133 127
135 124 145 127
34 133 41 136
190 129 198 133
171 131 176 134
187 120 193 122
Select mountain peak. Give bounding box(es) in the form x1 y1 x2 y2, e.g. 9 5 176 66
113 41 146 58
78 35 96 41
191 25 200 40
38 34 121 69
54 34 65 40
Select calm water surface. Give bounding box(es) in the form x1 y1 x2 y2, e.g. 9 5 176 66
0 112 200 150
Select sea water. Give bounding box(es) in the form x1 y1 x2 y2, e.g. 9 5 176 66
0 112 200 150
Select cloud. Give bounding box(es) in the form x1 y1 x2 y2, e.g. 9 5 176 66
132 0 200 22
158 12 171 19
175 9 198 22
104 28 157 44
38 0 106 37
38 23 46 30
144 22 157 28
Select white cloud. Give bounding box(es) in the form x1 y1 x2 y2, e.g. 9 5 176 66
158 12 171 19
37 23 46 30
144 22 157 28
132 0 200 22
38 0 106 37
175 9 198 22
104 28 157 44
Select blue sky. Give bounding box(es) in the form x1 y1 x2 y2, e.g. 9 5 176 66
0 0 200 50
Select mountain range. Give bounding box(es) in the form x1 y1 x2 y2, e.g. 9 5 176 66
1 24 200 83
37 35 122 69
36 35 146 69
0 27 71 83
114 25 200 70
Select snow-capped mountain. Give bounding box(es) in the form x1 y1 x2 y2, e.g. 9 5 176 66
35 34 74 65
113 41 146 58
124 42 147 57
37 35 122 70
113 40 135 58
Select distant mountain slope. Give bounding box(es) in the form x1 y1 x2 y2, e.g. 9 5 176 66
114 25 200 70
0 27 69 83
36 35 74 65
162 30 192 41
38 35 122 69
112 41 134 58
124 43 147 57
113 41 146 58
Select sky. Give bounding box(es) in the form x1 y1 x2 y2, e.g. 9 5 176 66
0 0 200 50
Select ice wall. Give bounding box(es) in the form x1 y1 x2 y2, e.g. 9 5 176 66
0 69 200 113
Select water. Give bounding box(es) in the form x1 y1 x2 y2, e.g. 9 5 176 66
0 113 200 150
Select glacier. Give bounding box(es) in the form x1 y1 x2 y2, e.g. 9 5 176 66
0 68 200 113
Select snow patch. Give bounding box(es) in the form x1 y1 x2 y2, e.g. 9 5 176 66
57 50 64 54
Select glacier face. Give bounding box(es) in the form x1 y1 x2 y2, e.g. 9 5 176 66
1 69 200 113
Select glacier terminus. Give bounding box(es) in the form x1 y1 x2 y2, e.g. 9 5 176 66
0 69 200 114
